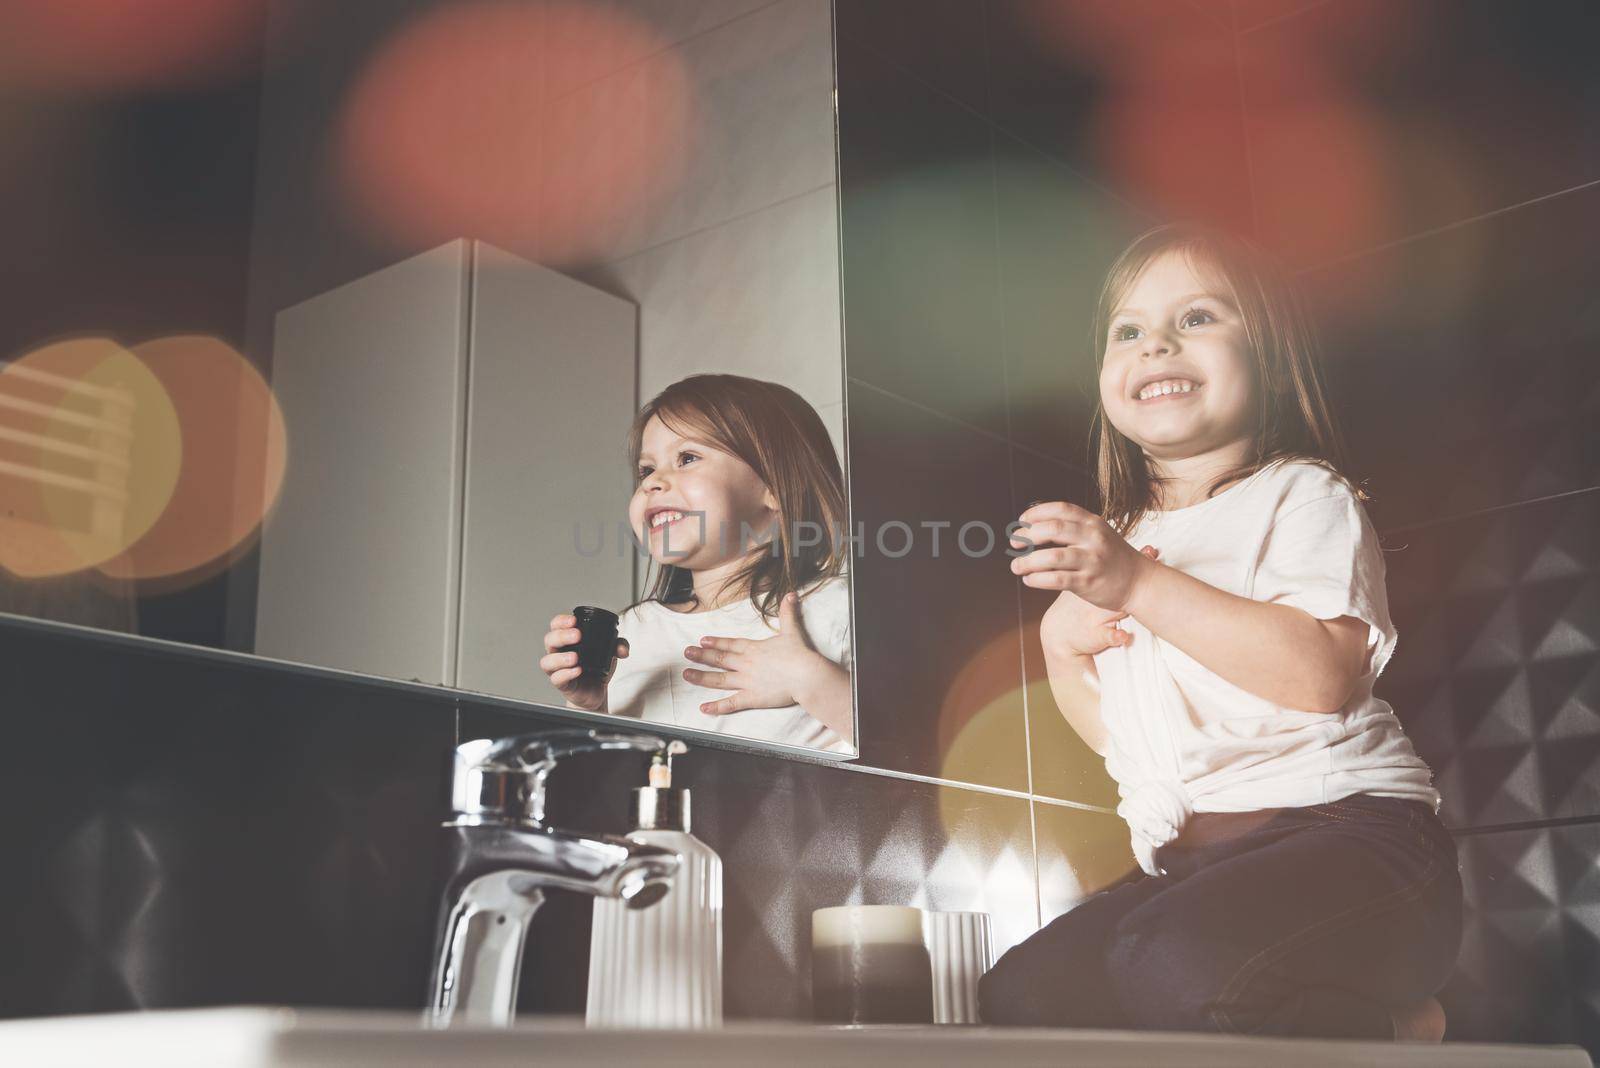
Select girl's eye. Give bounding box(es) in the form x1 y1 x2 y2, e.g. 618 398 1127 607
1112 307 1215 341
635 452 699 480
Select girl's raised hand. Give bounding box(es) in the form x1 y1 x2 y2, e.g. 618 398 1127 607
1010 501 1160 613
539 612 629 712
684 593 828 716
1039 546 1161 656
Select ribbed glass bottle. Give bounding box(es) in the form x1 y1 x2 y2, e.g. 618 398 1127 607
585 792 723 1027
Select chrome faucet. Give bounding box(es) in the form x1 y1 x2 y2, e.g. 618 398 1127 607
425 727 685 1027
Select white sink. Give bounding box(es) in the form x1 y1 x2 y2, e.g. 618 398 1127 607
0 1007 1589 1067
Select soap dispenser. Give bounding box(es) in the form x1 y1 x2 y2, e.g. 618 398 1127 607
585 744 723 1028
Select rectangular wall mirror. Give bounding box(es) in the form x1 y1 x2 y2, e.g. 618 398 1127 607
0 0 857 759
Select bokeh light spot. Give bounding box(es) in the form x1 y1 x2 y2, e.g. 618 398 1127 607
334 0 692 266
936 628 1032 830
0 0 268 91
0 337 181 578
97 335 286 589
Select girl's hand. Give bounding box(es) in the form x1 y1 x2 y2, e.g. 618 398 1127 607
1010 501 1160 613
1039 546 1161 656
684 593 827 715
539 612 629 712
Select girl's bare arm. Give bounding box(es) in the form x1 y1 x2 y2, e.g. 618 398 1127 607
1040 642 1109 755
1125 561 1366 714
794 656 855 747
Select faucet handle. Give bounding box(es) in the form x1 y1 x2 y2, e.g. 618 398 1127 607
449 727 687 827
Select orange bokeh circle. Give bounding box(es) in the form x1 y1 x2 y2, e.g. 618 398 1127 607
335 0 692 266
97 335 286 588
0 0 268 91
0 337 181 579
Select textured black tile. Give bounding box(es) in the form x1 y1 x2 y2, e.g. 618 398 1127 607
459 700 1041 1018
1007 448 1121 808
837 35 1009 436
983 0 1253 234
991 133 1148 465
1033 798 1140 924
1379 491 1600 828
1302 181 1600 534
834 0 988 114
0 622 454 1017
1444 822 1600 1051
1240 0 1600 269
845 383 1029 791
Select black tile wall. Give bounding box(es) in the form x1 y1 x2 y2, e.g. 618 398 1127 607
1301 180 1600 534
837 35 1009 437
990 133 1149 464
835 0 987 113
844 382 1028 791
1238 0 1600 269
0 622 452 1016
1380 490 1600 828
981 0 1254 233
1444 823 1600 1050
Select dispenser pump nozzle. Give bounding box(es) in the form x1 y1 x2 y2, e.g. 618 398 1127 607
635 740 690 832
648 753 672 789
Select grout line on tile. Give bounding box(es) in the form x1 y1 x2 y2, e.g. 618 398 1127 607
1296 176 1600 277
848 375 1096 481
548 0 788 105
0 609 1128 813
1448 813 1600 838
1011 437 1095 480
848 375 1013 446
985 0 1046 929
1181 0 1234 34
604 180 837 270
1236 0 1337 35
1378 484 1600 538
822 754 1072 805
1032 794 1117 814
1006 422 1045 930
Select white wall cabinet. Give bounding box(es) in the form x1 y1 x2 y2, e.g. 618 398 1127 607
255 240 637 693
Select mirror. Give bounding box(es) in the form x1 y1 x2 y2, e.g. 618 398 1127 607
0 0 856 757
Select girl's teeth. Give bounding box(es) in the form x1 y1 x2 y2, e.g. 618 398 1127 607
1139 380 1198 401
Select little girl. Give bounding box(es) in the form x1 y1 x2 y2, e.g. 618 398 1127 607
980 224 1462 1041
538 373 855 754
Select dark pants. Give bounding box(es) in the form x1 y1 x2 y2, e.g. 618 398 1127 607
978 793 1464 1038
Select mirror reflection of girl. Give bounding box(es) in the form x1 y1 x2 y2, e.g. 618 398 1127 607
538 373 854 753
980 224 1460 1042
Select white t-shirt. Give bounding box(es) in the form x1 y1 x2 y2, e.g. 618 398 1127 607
1090 457 1439 875
600 573 855 754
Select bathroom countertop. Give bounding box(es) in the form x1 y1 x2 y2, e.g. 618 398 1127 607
0 1007 1589 1067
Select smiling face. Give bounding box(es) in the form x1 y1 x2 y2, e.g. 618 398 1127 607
627 412 778 568
1098 249 1259 472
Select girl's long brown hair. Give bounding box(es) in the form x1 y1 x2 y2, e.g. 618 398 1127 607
1089 222 1370 537
624 373 848 622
